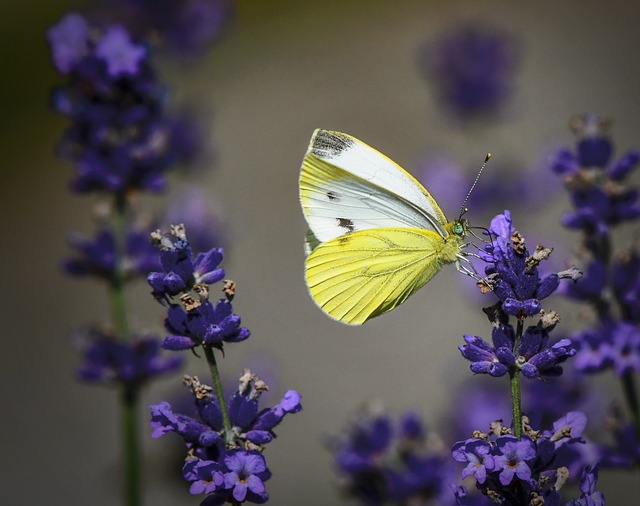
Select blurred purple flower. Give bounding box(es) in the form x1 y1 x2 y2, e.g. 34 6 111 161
65 227 161 281
417 154 560 221
420 22 520 120
109 0 234 58
330 406 455 505
567 464 605 506
47 13 195 194
95 24 147 76
46 12 90 74
551 114 640 241
78 330 182 386
165 186 225 254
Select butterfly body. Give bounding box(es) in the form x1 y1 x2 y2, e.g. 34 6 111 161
299 129 469 325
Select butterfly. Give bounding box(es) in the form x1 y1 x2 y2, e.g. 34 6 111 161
299 129 484 325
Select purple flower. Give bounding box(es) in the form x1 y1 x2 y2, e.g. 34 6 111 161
147 225 248 352
147 224 225 303
451 415 601 504
451 439 495 483
570 326 613 373
493 435 536 485
420 22 520 119
559 260 607 305
183 457 224 495
567 464 605 506
150 372 301 453
417 155 559 221
78 332 182 386
599 421 640 468
479 211 578 319
459 320 575 380
552 114 640 240
64 227 161 281
544 412 588 447
162 300 249 350
334 409 393 474
95 25 147 76
46 12 90 74
458 333 510 377
150 373 299 504
612 249 640 324
223 451 270 503
330 407 452 505
608 323 640 375
48 13 191 195
571 321 640 377
110 0 234 58
149 401 219 444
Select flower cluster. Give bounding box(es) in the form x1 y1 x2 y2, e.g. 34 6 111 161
551 115 640 378
459 211 579 380
147 224 248 351
150 372 302 504
452 413 602 505
48 13 183 390
551 114 640 241
64 226 161 281
47 12 191 194
108 0 234 58
330 405 455 505
550 114 640 474
77 329 181 386
148 225 301 503
420 22 520 119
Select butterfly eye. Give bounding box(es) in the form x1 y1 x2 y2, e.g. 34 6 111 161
454 222 464 236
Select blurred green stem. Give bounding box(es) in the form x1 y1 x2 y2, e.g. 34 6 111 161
123 385 140 506
622 371 640 439
111 192 130 340
111 192 140 506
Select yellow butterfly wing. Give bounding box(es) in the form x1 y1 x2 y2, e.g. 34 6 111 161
305 227 463 325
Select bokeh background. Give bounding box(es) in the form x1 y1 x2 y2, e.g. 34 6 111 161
3 0 640 504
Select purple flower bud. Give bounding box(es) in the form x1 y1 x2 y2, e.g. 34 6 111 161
47 13 89 74
95 25 147 77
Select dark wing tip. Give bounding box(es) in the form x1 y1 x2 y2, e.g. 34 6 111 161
310 129 354 159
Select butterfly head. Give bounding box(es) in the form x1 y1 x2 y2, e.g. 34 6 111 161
446 217 469 239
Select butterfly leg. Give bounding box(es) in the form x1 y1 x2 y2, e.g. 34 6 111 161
455 253 483 281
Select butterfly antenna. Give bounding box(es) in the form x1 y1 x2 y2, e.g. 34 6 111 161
469 225 493 244
459 153 491 218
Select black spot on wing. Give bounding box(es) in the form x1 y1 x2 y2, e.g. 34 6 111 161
337 217 355 233
327 191 340 201
312 130 354 158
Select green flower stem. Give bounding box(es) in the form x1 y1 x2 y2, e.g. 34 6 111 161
111 192 130 340
204 345 234 442
110 192 139 506
510 318 524 439
622 371 640 439
123 385 140 506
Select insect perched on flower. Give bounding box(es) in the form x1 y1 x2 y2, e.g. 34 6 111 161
299 129 487 325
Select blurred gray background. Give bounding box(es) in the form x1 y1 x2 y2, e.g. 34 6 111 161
2 0 640 504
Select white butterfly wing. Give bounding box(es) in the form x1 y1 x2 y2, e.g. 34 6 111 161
300 129 449 243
